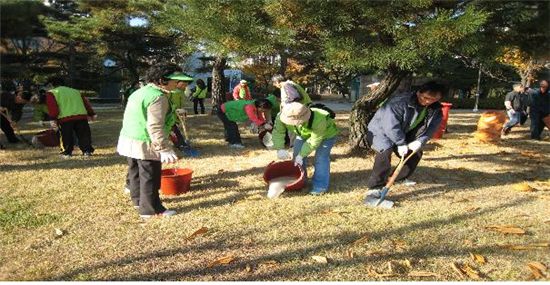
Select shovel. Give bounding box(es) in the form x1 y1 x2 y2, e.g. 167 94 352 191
175 111 200 157
364 149 419 209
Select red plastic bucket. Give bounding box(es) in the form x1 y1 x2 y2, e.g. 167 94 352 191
433 102 453 139
160 168 193 196
263 161 306 192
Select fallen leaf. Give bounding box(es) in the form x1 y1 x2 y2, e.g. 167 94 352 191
54 228 65 237
346 248 355 258
520 151 543 159
462 263 482 280
366 266 397 278
217 169 224 173
186 227 208 241
470 252 487 265
403 259 413 270
392 239 408 249
451 262 466 279
408 271 440 278
467 207 480 212
259 260 279 267
452 198 471 203
352 234 369 246
544 219 550 224
245 264 252 272
207 255 236 268
387 261 407 274
311 256 328 264
485 225 526 235
513 182 536 192
527 262 547 277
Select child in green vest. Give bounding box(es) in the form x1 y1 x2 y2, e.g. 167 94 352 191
217 99 273 148
117 64 193 219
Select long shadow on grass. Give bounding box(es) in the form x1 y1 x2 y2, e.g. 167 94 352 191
0 155 125 173
79 197 535 281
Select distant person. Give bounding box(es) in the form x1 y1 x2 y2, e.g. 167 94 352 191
527 79 549 140
0 86 33 144
117 63 191 219
502 83 529 136
271 75 312 107
45 76 96 158
192 79 208 114
166 73 194 153
232 80 252 100
217 99 272 148
364 81 445 200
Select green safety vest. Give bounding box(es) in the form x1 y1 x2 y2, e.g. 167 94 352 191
408 107 427 131
120 84 175 143
223 99 255 122
194 86 208 99
49 86 87 119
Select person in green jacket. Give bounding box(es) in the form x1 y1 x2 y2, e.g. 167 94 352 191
166 75 194 154
272 102 339 195
192 79 208 114
265 89 281 122
217 99 273 148
117 64 192 219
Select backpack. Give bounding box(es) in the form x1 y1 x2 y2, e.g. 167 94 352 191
307 103 336 128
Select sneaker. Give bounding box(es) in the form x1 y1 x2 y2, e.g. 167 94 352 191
83 152 92 157
139 209 176 219
60 154 72 159
229 143 245 149
124 187 131 194
501 127 511 136
309 188 328 196
398 179 417 186
365 188 382 198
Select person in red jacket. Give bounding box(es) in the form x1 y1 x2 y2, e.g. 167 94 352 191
232 80 252 100
45 76 96 158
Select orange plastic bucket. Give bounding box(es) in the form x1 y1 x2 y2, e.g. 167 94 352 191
263 161 306 191
160 168 193 196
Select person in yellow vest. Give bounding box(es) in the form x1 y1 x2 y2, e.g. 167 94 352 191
45 76 96 158
117 64 191 219
192 79 208 114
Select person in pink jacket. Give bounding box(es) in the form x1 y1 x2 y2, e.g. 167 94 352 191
232 80 252 100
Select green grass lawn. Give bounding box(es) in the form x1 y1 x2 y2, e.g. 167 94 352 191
1 107 549 281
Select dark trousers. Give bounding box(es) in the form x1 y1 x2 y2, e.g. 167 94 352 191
530 112 547 140
126 157 166 215
366 148 423 188
216 109 242 144
172 125 189 148
366 126 424 189
58 119 94 155
193 98 205 114
0 115 19 143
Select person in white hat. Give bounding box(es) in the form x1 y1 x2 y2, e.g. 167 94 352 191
232 80 252 100
271 102 339 195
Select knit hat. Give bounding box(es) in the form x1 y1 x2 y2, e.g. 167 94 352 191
240 80 248 85
280 102 311 126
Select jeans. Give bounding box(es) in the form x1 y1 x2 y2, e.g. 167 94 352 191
530 111 547 140
503 109 522 130
292 136 336 191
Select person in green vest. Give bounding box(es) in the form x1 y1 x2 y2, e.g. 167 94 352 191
166 74 195 155
271 74 313 107
117 64 191 219
364 81 445 202
217 98 273 148
272 102 339 195
45 76 96 158
265 89 281 122
192 79 208 114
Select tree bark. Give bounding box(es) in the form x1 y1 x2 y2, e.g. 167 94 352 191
211 56 227 109
348 65 409 150
279 51 287 76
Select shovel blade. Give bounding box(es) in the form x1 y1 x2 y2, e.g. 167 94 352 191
364 195 395 209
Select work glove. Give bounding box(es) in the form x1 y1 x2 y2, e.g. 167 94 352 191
49 120 58 130
277 149 291 160
160 150 178 163
294 155 304 167
508 109 516 114
397 145 409 157
89 114 98 121
263 122 273 131
38 120 44 126
176 108 187 117
248 123 258 134
407 140 422 152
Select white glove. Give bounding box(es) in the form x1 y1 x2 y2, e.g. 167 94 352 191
277 149 291 160
176 108 186 116
263 122 273 131
249 123 258 134
49 120 58 130
408 140 422 152
38 120 44 126
160 150 178 163
509 109 516 114
294 155 304 167
397 145 409 157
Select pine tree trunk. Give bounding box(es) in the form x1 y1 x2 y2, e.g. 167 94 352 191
211 56 227 109
279 51 288 76
349 66 408 150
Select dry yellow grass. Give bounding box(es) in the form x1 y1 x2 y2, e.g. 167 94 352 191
1 106 549 281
